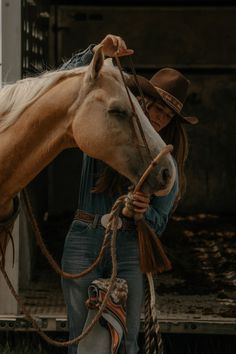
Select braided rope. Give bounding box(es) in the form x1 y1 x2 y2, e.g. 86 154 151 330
0 227 15 268
145 273 164 354
0 197 124 347
0 196 19 267
144 275 152 354
115 55 153 160
22 190 125 280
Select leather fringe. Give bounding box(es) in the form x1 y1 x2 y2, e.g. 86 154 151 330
136 218 172 274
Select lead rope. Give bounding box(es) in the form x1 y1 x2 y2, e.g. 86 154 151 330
21 189 113 280
145 274 164 354
114 55 153 160
0 227 15 268
116 55 165 354
0 196 125 347
128 56 151 119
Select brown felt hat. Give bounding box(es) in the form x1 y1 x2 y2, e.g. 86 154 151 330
126 67 199 125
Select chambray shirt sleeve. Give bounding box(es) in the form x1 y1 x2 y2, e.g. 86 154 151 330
60 44 96 70
144 174 179 236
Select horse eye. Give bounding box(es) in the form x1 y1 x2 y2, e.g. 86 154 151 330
108 107 128 118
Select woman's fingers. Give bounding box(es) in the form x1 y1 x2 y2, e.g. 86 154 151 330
126 191 150 214
100 34 134 57
133 200 149 208
115 36 134 56
108 34 119 48
120 38 127 50
133 192 150 203
132 200 149 214
117 49 134 57
124 191 150 217
133 207 147 214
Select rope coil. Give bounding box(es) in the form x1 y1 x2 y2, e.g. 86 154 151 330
0 196 125 347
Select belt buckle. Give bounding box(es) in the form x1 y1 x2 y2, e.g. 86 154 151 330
100 213 122 230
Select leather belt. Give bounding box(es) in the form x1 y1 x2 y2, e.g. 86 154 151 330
74 210 135 231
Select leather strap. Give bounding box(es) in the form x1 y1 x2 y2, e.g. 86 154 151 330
74 210 135 231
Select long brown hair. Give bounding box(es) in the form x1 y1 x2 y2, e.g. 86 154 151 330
159 116 189 210
93 97 189 209
92 165 126 196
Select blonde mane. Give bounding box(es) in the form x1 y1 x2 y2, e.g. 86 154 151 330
0 67 87 133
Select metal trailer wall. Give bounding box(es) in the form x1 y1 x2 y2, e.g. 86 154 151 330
0 0 50 315
0 0 21 315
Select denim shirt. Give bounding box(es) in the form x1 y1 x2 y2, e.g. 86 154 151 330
61 45 179 235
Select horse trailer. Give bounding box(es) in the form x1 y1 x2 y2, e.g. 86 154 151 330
0 0 235 349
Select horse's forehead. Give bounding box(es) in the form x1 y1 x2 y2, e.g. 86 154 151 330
101 67 123 85
90 89 106 102
90 87 126 105
90 70 127 100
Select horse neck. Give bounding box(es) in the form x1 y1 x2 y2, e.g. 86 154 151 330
0 75 81 214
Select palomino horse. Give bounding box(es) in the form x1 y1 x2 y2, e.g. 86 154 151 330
0 45 176 258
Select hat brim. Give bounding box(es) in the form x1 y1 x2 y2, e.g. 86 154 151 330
126 74 199 125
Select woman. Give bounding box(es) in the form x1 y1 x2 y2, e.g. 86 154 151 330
61 34 198 354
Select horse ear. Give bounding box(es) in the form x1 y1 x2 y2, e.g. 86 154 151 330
87 44 104 81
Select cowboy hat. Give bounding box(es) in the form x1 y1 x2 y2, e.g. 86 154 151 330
126 67 199 125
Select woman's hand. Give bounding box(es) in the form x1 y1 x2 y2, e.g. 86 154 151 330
93 34 134 58
125 191 150 217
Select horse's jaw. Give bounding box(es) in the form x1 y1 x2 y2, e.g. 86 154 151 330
102 148 176 197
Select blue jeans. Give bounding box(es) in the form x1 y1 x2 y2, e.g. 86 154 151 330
61 220 144 354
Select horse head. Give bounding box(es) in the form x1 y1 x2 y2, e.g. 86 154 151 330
71 46 176 196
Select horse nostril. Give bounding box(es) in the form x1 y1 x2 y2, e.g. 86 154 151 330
162 168 170 183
